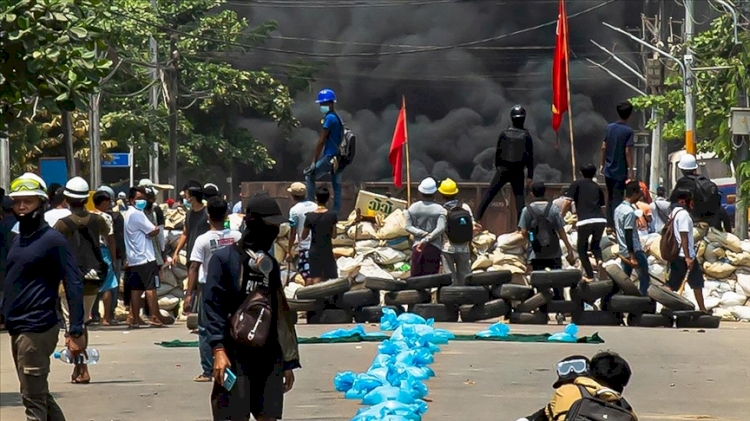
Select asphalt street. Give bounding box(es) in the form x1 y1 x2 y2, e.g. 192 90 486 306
1 321 749 421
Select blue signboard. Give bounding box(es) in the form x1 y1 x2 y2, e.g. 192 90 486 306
102 153 131 168
39 157 68 188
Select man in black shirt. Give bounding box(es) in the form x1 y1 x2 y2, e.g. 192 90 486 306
173 181 209 312
569 164 607 280
476 105 534 223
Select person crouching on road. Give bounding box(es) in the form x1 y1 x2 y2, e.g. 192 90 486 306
406 177 447 277
204 192 300 421
2 173 86 421
438 178 479 286
301 187 338 286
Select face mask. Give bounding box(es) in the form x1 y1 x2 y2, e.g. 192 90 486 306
241 218 280 253
14 205 44 234
183 198 191 210
319 105 330 114
134 200 147 211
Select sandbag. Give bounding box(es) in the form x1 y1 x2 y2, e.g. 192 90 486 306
164 208 186 230
358 257 394 280
375 209 409 240
737 271 750 296
726 251 750 267
158 294 179 311
471 254 493 270
348 222 378 240
706 228 743 253
703 242 721 263
337 256 363 278
384 237 411 251
490 250 526 272
334 247 356 258
333 233 356 247
601 244 619 262
719 291 747 307
491 264 526 275
356 240 380 249
742 241 750 253
370 247 407 266
472 231 497 255
160 267 179 287
496 232 526 250
703 261 736 279
277 223 290 239
713 307 737 321
645 234 664 262
730 305 750 322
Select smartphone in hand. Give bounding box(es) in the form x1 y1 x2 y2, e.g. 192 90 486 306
223 368 237 391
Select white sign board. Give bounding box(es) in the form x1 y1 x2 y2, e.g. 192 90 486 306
730 107 750 136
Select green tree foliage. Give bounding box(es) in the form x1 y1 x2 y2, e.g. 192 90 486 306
630 16 750 202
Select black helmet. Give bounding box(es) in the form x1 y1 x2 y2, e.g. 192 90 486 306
510 105 526 119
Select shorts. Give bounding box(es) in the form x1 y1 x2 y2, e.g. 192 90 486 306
297 248 311 280
211 362 284 420
125 261 159 291
668 257 705 290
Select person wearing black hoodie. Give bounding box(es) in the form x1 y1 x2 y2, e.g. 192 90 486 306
568 164 607 280
204 192 300 421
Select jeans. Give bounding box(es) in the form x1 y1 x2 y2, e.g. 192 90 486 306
476 165 526 223
576 222 606 279
306 155 343 214
621 251 651 296
11 326 66 421
441 251 471 286
605 177 626 227
197 285 213 377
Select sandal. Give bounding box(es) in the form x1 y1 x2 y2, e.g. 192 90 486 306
193 374 212 382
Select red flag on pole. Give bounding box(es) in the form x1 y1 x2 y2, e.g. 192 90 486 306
551 0 570 133
389 97 408 188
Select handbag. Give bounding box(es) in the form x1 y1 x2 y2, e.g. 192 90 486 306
230 250 273 348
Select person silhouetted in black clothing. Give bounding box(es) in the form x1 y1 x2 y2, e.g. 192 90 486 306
476 105 534 223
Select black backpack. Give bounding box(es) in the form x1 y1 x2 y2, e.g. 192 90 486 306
564 385 636 421
445 203 473 244
61 216 109 286
686 174 721 218
526 202 560 259
332 113 356 171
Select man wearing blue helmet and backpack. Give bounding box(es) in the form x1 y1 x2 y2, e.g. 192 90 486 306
305 88 356 215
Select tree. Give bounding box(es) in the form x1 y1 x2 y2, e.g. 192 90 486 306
630 15 750 204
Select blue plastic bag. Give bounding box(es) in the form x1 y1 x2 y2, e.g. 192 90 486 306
548 323 579 343
380 308 400 331
378 339 411 355
353 401 426 420
362 385 416 405
370 353 394 370
397 377 429 399
476 322 510 338
402 365 435 380
321 325 366 339
394 349 434 367
334 371 356 392
396 312 432 326
432 328 455 343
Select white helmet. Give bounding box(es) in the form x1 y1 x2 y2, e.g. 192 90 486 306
9 173 48 199
64 177 90 199
677 154 698 171
97 185 116 201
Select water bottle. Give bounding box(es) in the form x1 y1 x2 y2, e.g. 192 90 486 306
54 349 100 365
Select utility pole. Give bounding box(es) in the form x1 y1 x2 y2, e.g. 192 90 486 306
0 115 9 190
684 0 697 155
89 92 102 188
149 0 160 187
167 34 179 198
62 111 76 178
646 0 670 192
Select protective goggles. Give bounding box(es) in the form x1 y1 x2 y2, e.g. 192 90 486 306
556 359 589 377
10 178 44 193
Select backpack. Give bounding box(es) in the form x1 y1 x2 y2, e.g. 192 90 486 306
332 113 356 171
446 203 473 244
564 385 636 421
61 216 109 286
679 175 721 219
526 202 560 259
659 208 685 262
230 248 273 348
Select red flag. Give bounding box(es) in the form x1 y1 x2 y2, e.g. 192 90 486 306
389 97 408 187
551 0 569 133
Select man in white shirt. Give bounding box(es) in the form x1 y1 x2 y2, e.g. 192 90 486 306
123 187 164 328
286 182 318 281
184 197 241 382
667 190 707 312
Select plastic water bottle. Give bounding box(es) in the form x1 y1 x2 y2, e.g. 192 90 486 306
54 349 100 365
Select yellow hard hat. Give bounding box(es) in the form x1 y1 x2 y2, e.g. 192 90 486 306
438 178 459 196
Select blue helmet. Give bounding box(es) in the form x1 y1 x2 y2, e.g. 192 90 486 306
316 88 337 104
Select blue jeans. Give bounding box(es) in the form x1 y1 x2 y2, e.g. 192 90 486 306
305 155 342 214
621 250 651 296
197 286 213 377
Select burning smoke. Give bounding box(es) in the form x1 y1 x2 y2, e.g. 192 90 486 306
230 0 659 184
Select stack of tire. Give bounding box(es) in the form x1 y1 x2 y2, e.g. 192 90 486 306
287 277 355 324
500 269 584 325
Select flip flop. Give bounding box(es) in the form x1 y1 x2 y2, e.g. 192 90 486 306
193 374 212 382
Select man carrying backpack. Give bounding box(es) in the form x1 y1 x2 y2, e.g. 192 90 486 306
305 88 350 215
519 182 575 303
438 179 478 286
670 154 721 224
53 177 114 384
665 190 707 312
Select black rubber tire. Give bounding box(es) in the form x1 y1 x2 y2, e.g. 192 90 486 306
509 312 549 325
629 313 673 328
186 313 198 330
675 315 721 329
409 303 459 322
529 269 582 289
437 286 491 306
572 279 615 303
572 311 620 326
290 311 298 325
466 271 513 287
353 305 403 324
605 264 642 296
307 308 353 324
288 298 325 312
495 284 534 301
662 309 703 318
647 285 695 311
384 290 431 306
296 278 351 300
459 299 510 322
515 289 555 312
364 277 407 291
340 289 381 308
609 295 656 314
546 300 584 315
405 273 453 290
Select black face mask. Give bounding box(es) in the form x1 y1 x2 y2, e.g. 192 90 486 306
241 217 280 253
14 205 45 235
